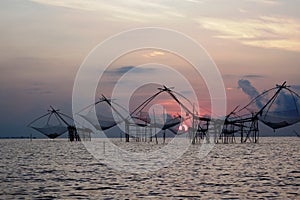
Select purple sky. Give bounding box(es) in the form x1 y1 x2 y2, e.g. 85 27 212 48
1 0 300 137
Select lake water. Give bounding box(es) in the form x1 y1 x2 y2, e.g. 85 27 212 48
0 137 299 199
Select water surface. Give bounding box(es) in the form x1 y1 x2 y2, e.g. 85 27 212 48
0 137 299 199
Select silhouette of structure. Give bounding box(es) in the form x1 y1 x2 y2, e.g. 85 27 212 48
28 106 79 141
29 82 300 144
218 81 300 143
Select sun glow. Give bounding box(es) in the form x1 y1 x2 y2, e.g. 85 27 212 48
178 123 188 132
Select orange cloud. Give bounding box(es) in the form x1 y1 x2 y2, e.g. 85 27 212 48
198 16 300 52
143 51 165 58
226 87 235 91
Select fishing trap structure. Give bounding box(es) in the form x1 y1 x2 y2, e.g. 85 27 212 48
217 81 300 143
28 106 79 141
28 82 300 144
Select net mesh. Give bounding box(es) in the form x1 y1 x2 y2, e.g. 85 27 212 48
29 108 73 139
259 110 300 129
79 113 117 130
242 87 300 129
31 125 68 138
78 100 123 131
131 111 151 127
161 115 182 130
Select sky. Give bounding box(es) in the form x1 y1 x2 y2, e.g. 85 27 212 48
1 0 300 137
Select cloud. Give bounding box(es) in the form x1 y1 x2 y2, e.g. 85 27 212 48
275 90 300 112
238 79 263 108
143 51 165 58
238 80 300 117
105 66 155 75
25 83 53 95
246 0 281 6
108 66 135 74
238 8 248 13
185 0 205 3
226 87 237 91
243 74 265 79
29 0 184 22
223 74 265 79
197 16 300 52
